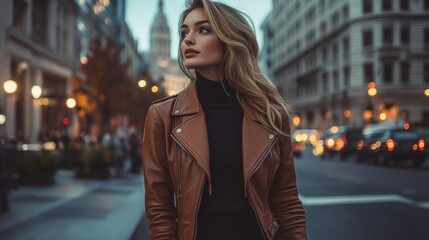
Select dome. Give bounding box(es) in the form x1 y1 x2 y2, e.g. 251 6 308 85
151 0 170 33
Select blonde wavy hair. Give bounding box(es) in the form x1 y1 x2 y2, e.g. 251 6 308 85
178 0 290 136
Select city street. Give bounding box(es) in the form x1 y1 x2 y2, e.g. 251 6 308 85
296 148 429 240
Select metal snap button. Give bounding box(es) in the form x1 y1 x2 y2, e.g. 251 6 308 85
269 134 274 139
176 128 182 133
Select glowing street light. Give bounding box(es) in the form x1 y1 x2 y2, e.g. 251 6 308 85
0 114 6 125
31 85 43 99
3 80 17 94
425 89 429 97
293 116 301 126
66 98 77 109
138 80 147 88
151 86 159 93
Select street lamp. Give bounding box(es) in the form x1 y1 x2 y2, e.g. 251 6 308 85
151 86 159 93
138 80 147 88
66 98 77 109
31 85 43 99
3 80 17 94
425 88 429 97
293 115 301 127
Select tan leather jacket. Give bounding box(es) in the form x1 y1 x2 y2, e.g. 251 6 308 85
143 81 307 240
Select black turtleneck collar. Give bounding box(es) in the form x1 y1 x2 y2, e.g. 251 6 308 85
195 72 238 105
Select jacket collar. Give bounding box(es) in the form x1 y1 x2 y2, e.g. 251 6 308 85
170 80 277 195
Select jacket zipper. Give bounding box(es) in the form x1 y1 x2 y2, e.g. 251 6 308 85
266 150 273 211
171 134 188 239
172 134 206 240
246 138 278 240
176 142 183 218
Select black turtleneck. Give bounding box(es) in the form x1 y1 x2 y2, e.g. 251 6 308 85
195 73 264 240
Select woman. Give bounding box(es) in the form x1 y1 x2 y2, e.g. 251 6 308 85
142 0 307 239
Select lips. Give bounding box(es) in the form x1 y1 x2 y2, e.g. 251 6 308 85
184 48 199 57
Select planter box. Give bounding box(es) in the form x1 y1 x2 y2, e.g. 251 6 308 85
74 147 116 180
18 150 57 186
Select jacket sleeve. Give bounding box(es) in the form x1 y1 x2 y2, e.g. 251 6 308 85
269 110 307 240
143 104 177 239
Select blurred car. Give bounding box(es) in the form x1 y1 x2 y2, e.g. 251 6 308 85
292 139 304 158
319 126 363 160
357 127 427 168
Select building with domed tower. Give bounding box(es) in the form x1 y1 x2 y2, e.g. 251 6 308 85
148 0 189 96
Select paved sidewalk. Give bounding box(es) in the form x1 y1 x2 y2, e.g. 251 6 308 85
0 170 145 240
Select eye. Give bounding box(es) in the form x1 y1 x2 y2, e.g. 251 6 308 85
180 30 189 40
199 27 211 34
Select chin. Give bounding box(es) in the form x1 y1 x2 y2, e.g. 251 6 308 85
184 61 198 69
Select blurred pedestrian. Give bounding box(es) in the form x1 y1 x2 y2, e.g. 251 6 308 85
142 0 306 239
128 127 141 174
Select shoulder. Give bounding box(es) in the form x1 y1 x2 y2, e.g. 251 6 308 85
150 94 178 115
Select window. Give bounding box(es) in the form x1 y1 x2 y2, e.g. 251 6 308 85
364 63 374 83
32 0 48 43
424 63 429 83
13 0 28 30
332 42 339 63
343 36 350 59
332 12 340 28
320 0 325 13
363 30 373 47
383 27 393 45
363 0 373 13
382 0 392 11
323 72 329 92
424 29 429 48
401 26 410 45
425 0 429 12
400 62 409 83
322 47 328 62
383 63 393 83
343 5 349 21
320 21 327 35
333 70 339 90
400 0 409 11
344 66 350 87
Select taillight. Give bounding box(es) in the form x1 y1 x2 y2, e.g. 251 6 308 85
337 134 346 150
386 139 395 151
325 138 335 149
418 139 425 151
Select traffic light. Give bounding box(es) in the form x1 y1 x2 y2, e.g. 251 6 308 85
62 117 70 126
367 82 377 96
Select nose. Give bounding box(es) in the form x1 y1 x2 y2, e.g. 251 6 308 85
183 34 195 46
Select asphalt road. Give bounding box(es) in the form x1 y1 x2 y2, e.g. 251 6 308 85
295 147 429 240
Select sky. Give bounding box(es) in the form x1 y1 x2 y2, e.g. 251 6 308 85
125 0 272 59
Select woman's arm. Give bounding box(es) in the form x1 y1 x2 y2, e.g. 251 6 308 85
269 111 307 240
143 105 177 239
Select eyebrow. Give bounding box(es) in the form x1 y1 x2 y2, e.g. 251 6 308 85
181 20 210 28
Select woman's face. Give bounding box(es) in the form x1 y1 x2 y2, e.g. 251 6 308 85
180 8 224 78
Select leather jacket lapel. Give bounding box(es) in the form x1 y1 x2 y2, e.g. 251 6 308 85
242 115 277 196
170 81 212 193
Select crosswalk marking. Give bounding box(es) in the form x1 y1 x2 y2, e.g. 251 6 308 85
299 194 414 206
416 202 429 209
